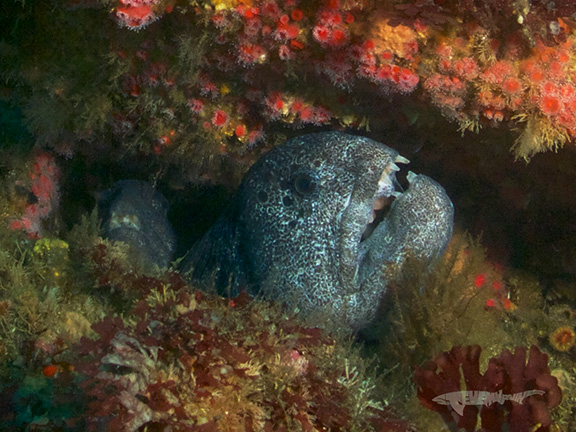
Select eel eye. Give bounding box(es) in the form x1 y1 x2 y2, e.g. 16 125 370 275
293 172 317 196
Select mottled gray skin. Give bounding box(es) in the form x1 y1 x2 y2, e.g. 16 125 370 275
99 180 176 271
180 132 454 330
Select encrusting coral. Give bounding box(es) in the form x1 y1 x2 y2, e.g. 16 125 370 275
4 0 576 188
7 151 60 238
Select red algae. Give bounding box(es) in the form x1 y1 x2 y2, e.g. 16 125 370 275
415 345 562 432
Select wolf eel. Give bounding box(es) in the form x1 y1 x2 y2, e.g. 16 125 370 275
100 132 453 330
99 180 176 270
178 132 454 330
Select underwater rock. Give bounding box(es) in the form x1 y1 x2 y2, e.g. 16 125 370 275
98 180 176 271
180 131 454 331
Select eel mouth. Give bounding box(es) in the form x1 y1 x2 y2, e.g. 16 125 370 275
337 152 410 290
109 211 142 231
361 195 393 242
360 155 409 243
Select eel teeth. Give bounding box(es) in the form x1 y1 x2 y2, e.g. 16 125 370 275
382 162 400 177
378 172 393 189
392 191 403 198
395 155 410 164
377 163 399 195
407 171 418 184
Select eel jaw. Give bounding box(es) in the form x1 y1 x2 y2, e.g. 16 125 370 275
361 155 408 242
338 154 409 292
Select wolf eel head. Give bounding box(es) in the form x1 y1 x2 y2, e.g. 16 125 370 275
180 132 453 331
233 131 452 330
